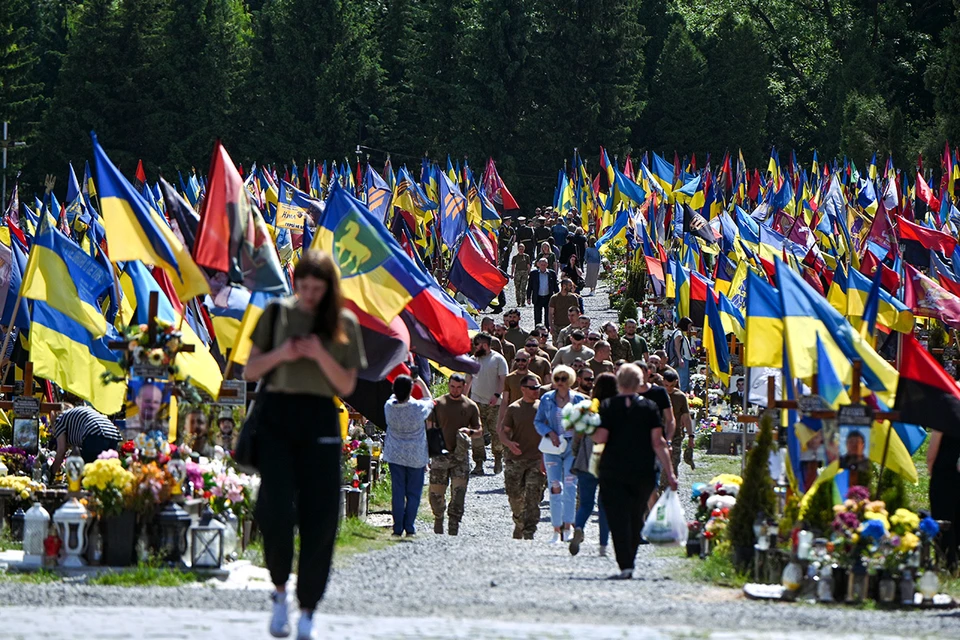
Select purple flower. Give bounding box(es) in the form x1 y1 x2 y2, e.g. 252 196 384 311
834 511 860 531
846 486 871 502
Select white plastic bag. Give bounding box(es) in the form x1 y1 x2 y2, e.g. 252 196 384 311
641 488 689 546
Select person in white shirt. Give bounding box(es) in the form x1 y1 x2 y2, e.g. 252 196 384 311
466 332 508 475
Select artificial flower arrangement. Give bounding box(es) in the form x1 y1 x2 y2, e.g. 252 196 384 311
691 474 742 526
0 446 37 477
341 437 369 487
0 475 44 503
828 486 939 574
562 398 602 435
688 396 705 409
102 319 185 383
82 455 135 517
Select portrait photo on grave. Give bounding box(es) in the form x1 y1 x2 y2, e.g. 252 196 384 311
123 378 172 440
838 425 870 468
13 417 39 454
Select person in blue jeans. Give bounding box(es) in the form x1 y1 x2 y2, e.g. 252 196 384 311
569 372 618 556
382 375 433 537
535 365 588 544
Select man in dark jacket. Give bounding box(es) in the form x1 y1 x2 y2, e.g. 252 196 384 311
527 258 559 330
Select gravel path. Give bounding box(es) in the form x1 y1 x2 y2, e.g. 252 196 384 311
1 274 958 638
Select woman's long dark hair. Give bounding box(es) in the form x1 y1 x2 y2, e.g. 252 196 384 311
592 372 618 402
294 249 347 344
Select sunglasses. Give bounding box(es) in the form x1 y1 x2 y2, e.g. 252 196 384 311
553 376 570 383
515 358 529 363
525 344 539 349
522 384 540 390
581 376 595 382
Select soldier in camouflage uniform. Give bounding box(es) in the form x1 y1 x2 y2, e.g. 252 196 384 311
429 374 483 536
511 243 532 307
498 373 547 539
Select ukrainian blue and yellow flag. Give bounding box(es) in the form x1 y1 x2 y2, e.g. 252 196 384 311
120 260 223 397
93 133 208 302
675 262 690 319
704 289 731 384
651 153 675 200
718 291 745 342
312 181 423 323
775 259 898 403
846 266 913 333
20 214 112 338
226 290 282 367
30 300 126 414
744 268 783 367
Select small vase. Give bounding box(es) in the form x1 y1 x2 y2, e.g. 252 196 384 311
101 511 137 567
878 572 897 604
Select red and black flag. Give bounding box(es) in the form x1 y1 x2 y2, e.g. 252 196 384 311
894 333 960 437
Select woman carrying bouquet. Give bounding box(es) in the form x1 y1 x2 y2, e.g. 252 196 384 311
534 365 588 544
569 372 618 557
245 250 367 640
593 364 676 579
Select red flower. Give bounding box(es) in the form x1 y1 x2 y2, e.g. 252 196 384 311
169 444 178 456
203 491 212 499
157 454 170 466
121 441 136 454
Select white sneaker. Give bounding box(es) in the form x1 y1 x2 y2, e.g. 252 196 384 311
297 612 315 640
562 528 573 542
269 591 290 638
549 531 562 544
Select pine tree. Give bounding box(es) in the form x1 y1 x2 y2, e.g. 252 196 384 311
928 2 960 145
647 21 708 157
0 0 41 171
703 12 770 166
727 411 777 568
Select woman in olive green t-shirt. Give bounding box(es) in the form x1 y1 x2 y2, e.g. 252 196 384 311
244 249 366 638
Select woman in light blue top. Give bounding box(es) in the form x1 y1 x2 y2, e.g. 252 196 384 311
383 375 433 536
584 237 602 295
534 365 588 544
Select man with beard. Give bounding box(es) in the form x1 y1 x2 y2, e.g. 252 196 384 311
493 322 516 364
498 352 542 429
502 309 528 353
521 338 553 381
574 368 595 395
466 333 508 475
622 318 649 362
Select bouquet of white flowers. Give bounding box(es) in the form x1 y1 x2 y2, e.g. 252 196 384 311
561 398 602 435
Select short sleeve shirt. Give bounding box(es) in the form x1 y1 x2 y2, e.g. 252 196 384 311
504 370 541 403
250 298 367 397
640 385 673 415
503 400 541 460
599 394 662 484
511 253 532 275
470 351 509 404
433 395 481 452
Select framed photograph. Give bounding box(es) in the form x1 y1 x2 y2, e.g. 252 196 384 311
124 377 172 440
13 417 40 455
839 425 871 466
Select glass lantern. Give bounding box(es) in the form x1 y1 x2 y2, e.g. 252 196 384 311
151 501 192 565
23 503 50 558
190 523 224 569
167 458 186 497
9 507 26 542
220 509 239 561
65 451 85 493
817 562 834 603
52 497 91 567
900 569 916 605
918 569 939 601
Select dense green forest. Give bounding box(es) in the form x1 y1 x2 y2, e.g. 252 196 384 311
2 0 960 206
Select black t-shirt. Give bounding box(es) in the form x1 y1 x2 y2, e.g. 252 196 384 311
598 394 662 484
640 386 672 414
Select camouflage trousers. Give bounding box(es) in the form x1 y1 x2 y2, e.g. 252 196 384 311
504 457 546 538
659 429 685 492
472 403 503 465
514 272 528 305
429 432 471 526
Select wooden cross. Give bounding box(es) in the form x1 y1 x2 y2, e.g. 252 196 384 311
735 360 903 498
0 362 64 414
106 292 196 355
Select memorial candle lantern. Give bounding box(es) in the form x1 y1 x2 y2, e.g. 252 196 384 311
65 451 85 493
53 497 90 567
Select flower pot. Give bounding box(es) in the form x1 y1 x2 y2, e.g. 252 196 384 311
686 538 701 558
733 544 754 571
832 567 848 603
344 485 368 519
100 510 137 567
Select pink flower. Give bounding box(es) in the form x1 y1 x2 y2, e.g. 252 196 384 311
227 489 243 503
98 449 119 460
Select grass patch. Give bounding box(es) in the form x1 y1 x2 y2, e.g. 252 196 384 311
940 573 960 598
905 438 930 513
87 563 198 587
691 543 749 589
429 373 448 399
336 517 393 559
687 452 744 487
0 569 60 584
368 467 392 511
0 527 22 552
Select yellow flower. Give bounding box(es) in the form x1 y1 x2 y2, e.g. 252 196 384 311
590 398 600 413
900 532 920 552
851 533 860 544
19 489 29 499
890 508 920 532
865 500 888 515
709 473 743 486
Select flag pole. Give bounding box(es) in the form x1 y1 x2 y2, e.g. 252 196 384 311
874 337 902 500
0 289 25 383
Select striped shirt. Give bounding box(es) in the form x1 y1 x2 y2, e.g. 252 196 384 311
54 407 123 447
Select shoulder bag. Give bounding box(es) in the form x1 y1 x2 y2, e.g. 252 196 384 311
234 302 282 473
425 406 448 458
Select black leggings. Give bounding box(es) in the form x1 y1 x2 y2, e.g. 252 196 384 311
930 466 960 571
255 393 340 611
600 476 656 571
